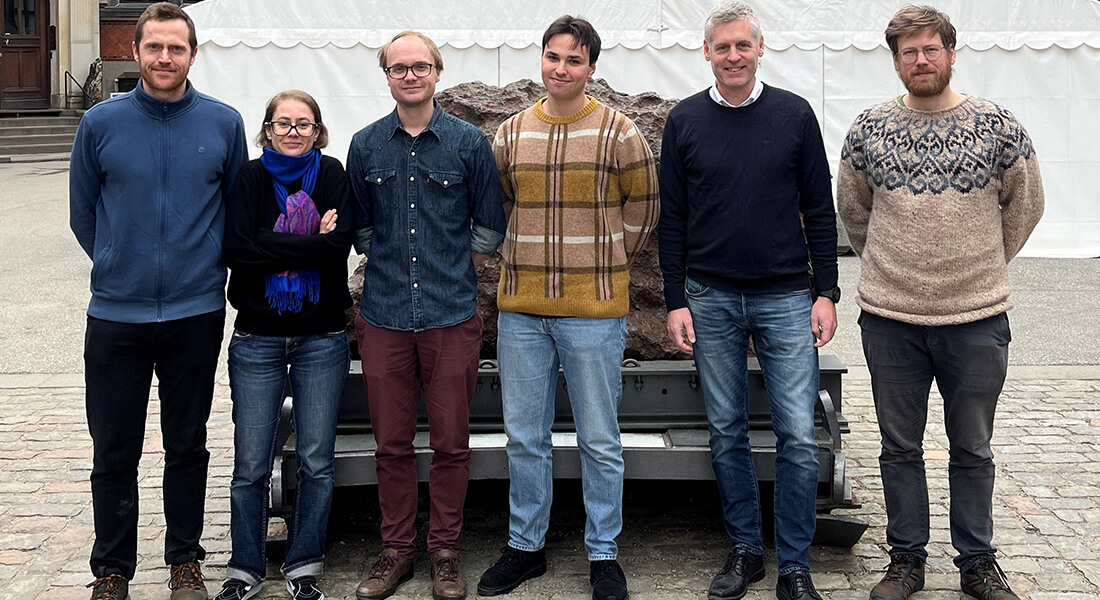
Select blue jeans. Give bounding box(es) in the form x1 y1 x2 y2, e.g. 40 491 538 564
497 312 626 561
226 330 349 584
686 280 819 574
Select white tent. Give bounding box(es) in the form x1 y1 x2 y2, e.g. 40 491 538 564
186 0 1100 258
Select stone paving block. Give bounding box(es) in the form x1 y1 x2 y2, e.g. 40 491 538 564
996 556 1043 574
1023 514 1078 536
1035 571 1096 592
33 586 89 600
1 532 49 551
998 543 1061 558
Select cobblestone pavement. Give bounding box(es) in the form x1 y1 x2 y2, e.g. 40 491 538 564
1 373 1098 600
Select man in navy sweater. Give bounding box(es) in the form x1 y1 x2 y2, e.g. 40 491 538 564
69 4 247 599
657 3 838 600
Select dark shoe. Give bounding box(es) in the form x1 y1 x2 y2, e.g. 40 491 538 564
590 560 628 600
960 556 1020 600
212 579 262 600
430 549 468 600
707 548 764 600
870 553 925 600
170 562 209 600
356 548 414 599
476 547 547 596
87 575 130 600
776 570 823 600
286 576 325 600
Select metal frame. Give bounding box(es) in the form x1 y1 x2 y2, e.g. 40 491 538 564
272 356 860 521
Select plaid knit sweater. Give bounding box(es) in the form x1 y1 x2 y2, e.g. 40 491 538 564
837 95 1044 326
494 97 659 318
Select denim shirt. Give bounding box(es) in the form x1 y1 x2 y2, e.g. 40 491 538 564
348 104 506 331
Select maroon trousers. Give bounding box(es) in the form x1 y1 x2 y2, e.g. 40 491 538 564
355 313 482 554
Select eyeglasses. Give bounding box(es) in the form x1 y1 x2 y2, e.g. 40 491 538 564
897 45 945 64
384 63 436 79
266 121 318 136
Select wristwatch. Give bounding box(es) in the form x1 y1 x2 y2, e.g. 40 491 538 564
816 287 841 303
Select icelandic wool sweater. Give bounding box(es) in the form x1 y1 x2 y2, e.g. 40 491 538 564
658 85 838 311
223 156 354 337
494 97 659 318
837 95 1044 326
70 81 248 323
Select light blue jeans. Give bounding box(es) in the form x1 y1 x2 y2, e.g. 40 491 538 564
686 280 820 574
226 330 349 584
497 311 627 561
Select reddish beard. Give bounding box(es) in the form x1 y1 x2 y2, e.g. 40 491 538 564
902 66 952 98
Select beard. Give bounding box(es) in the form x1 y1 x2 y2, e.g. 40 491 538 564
902 66 952 98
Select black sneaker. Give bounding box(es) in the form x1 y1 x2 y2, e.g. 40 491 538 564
960 556 1019 600
286 576 325 600
87 574 130 600
870 553 925 600
776 570 822 600
212 579 262 600
476 547 547 596
590 560 628 600
708 548 764 600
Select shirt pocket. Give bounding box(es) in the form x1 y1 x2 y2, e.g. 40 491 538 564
427 170 467 217
364 168 398 212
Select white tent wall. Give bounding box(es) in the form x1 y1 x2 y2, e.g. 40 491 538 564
186 0 1100 258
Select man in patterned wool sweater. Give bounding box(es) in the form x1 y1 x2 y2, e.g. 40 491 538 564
837 6 1044 600
476 15 659 600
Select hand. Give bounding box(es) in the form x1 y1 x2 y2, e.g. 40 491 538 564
666 307 696 354
319 209 338 234
471 251 490 268
811 297 837 348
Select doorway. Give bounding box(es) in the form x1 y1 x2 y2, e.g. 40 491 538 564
2 0 50 109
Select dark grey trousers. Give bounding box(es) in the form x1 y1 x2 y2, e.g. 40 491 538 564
859 310 1010 568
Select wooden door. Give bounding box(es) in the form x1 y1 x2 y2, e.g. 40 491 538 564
1 0 50 109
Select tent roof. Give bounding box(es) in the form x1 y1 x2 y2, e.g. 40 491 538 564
187 0 1100 51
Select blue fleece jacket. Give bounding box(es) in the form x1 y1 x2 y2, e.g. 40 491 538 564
70 81 248 323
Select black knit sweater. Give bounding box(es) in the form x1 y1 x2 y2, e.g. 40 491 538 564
224 155 354 336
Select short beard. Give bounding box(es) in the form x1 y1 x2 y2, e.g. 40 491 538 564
903 67 952 98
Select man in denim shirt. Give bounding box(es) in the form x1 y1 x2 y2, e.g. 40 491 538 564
347 31 506 600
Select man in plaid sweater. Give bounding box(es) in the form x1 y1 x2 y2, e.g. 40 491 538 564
476 15 659 600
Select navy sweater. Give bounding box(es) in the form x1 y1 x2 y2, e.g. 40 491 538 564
658 84 838 311
224 156 354 337
70 81 248 323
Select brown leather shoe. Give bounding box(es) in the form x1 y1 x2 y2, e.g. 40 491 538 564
169 562 208 600
870 553 924 600
430 549 468 600
960 556 1019 600
87 574 130 600
356 548 414 600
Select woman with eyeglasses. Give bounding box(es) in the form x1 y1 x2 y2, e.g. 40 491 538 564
218 89 353 600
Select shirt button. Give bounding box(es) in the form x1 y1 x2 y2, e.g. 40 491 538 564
409 176 415 181
413 282 419 288
411 151 416 156
410 203 415 208
410 228 416 234
412 256 417 262
376 178 382 183
443 180 449 186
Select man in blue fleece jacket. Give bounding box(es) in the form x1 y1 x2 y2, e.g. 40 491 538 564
657 3 838 600
68 4 247 599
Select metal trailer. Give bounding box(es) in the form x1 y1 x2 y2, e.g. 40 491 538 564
270 355 867 546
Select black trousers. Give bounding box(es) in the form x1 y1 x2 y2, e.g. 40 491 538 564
84 309 224 579
859 310 1010 568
